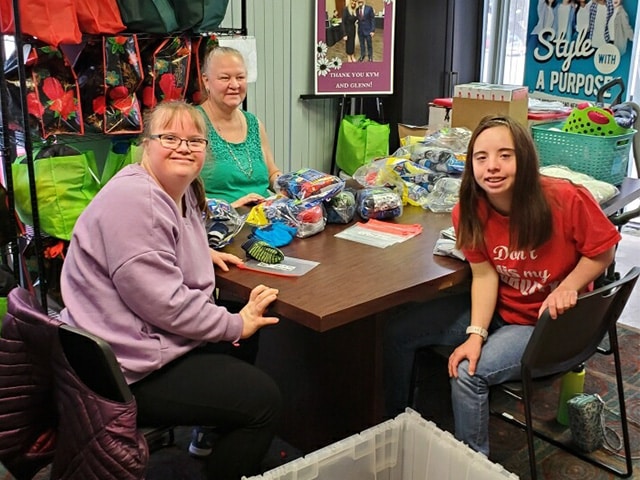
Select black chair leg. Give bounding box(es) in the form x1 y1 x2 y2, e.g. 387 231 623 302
522 375 538 480
610 326 633 478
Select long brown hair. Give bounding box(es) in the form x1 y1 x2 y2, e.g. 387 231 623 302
456 115 552 251
141 101 209 215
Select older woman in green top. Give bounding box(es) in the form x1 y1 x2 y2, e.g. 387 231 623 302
197 46 282 209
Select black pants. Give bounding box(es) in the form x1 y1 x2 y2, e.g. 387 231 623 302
131 342 282 480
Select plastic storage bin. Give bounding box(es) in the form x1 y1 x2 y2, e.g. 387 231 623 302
243 409 518 480
531 121 635 186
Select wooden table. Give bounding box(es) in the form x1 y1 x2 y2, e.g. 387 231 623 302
218 206 469 451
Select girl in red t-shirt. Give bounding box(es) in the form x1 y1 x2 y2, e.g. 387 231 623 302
384 115 620 456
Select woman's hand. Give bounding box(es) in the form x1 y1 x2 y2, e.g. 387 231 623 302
231 193 265 208
538 287 578 319
210 249 243 272
448 335 483 378
239 284 279 338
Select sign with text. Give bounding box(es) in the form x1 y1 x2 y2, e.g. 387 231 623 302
523 0 638 105
314 0 396 95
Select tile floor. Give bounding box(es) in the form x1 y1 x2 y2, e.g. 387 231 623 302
616 221 640 330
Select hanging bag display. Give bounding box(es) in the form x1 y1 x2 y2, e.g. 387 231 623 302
140 36 191 110
103 35 144 135
12 145 101 241
336 114 390 176
28 43 84 138
74 0 126 35
74 39 106 133
0 0 81 46
100 141 139 186
195 0 231 33
114 0 180 33
185 36 205 104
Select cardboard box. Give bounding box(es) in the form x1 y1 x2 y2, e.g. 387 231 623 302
243 409 518 480
397 123 431 146
451 83 528 131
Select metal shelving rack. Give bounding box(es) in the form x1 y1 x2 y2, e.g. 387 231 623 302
0 0 248 312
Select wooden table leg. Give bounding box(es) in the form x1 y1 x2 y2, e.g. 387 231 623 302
256 314 386 453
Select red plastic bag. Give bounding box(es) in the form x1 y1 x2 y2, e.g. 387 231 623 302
74 0 126 35
0 0 81 46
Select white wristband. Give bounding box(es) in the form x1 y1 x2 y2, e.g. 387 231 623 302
466 325 488 342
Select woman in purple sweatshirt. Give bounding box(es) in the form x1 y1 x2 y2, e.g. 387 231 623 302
60 101 282 480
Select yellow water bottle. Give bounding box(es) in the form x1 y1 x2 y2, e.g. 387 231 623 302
556 364 586 426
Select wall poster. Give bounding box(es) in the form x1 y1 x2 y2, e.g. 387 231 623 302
314 0 396 95
524 0 638 105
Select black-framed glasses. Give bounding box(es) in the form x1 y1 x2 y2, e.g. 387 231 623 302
150 134 208 152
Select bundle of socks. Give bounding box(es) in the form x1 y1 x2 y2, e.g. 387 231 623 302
241 238 285 264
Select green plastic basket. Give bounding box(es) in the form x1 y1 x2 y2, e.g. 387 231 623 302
531 121 635 186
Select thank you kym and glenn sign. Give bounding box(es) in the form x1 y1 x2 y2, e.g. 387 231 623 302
314 0 396 95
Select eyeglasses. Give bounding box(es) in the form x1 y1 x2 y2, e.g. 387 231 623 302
150 134 208 152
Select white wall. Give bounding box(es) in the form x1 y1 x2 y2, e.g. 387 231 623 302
224 0 338 174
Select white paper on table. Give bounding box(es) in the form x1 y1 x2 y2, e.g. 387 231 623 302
334 224 417 248
238 256 319 277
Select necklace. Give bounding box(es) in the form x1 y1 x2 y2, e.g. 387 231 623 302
223 140 254 179
209 106 254 179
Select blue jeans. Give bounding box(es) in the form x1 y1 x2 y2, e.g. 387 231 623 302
383 293 534 455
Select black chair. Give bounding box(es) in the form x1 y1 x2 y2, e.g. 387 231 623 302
0 287 173 480
58 324 175 451
493 266 639 480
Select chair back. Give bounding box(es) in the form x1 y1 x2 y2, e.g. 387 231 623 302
521 266 640 378
58 324 133 403
0 286 149 480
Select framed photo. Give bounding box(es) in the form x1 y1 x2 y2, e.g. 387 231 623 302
314 0 396 95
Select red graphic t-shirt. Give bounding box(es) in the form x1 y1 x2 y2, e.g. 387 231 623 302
452 177 621 325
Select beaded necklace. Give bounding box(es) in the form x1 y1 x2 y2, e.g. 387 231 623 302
222 140 254 179
207 103 254 179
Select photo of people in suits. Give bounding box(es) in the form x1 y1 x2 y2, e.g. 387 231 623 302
356 0 376 61
323 0 385 63
342 0 358 62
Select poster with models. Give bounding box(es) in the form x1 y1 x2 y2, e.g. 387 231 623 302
523 0 638 105
314 0 396 95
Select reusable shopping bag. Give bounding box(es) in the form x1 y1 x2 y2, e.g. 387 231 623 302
74 39 106 133
103 35 144 134
27 42 84 138
140 36 191 110
114 0 179 33
12 145 101 241
101 141 139 185
0 0 81 46
0 185 13 249
336 114 390 176
74 0 125 34
194 0 230 33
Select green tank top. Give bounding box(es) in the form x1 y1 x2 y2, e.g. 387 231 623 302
197 107 269 203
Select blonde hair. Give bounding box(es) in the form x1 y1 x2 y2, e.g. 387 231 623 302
141 101 209 214
200 46 248 106
202 46 247 78
142 100 206 139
